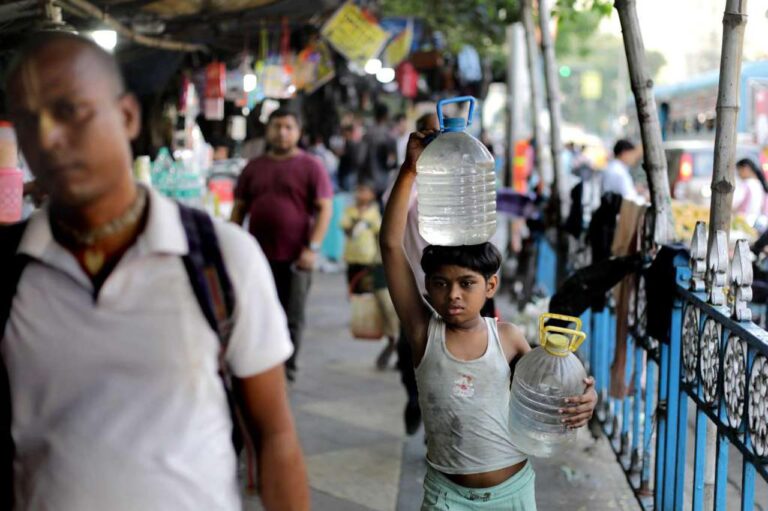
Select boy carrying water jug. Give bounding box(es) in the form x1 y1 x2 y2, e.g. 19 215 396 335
380 131 598 510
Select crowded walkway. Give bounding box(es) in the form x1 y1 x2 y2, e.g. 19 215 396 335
245 272 637 510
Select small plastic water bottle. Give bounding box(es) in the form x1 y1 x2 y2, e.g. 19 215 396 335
416 96 496 246
509 313 588 457
0 167 23 224
175 162 205 208
0 122 23 224
151 147 175 197
134 156 152 187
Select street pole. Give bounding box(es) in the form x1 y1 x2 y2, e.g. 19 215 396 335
614 0 674 245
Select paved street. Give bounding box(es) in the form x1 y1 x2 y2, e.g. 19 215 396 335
245 271 638 510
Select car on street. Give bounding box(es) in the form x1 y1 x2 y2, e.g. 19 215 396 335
665 139 764 205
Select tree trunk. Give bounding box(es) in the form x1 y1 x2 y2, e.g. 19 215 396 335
505 23 518 190
537 0 570 286
538 0 567 221
614 0 674 244
707 0 749 241
505 23 521 256
521 0 546 187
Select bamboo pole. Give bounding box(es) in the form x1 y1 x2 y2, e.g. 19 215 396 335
707 0 748 240
521 0 546 187
705 3 748 507
614 0 674 244
538 0 567 221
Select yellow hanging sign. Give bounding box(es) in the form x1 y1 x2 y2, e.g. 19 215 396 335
580 71 603 100
383 20 413 67
321 2 389 63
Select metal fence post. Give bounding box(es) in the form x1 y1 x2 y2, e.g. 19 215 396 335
667 294 684 510
631 341 643 471
655 334 670 510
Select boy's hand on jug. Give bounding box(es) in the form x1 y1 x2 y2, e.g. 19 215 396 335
559 377 597 429
402 130 438 171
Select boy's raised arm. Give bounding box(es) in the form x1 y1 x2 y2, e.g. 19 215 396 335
380 131 435 362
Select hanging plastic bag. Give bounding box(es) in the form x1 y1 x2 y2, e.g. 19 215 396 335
349 293 384 340
348 268 383 340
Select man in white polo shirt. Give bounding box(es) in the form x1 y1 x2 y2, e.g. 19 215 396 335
1 33 308 510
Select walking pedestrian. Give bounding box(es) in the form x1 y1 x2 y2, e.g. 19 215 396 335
341 181 398 369
393 112 410 166
381 129 597 509
1 32 308 511
734 158 768 229
337 118 367 192
307 132 339 191
602 139 641 202
362 103 398 198
231 109 333 382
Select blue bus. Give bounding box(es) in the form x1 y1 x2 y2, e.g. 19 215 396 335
627 61 768 203
654 60 768 143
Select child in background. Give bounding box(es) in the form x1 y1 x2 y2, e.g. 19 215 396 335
380 131 597 510
342 181 399 369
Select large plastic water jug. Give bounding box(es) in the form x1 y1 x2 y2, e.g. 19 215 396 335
416 96 496 246
509 313 588 457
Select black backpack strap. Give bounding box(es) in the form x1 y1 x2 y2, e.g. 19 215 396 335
0 220 30 511
177 205 248 453
0 221 29 332
178 205 236 354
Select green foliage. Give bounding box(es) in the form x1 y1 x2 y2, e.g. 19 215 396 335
552 0 614 58
554 0 614 19
378 0 615 65
378 0 523 55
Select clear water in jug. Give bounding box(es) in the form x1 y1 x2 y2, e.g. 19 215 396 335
509 313 588 458
416 96 496 246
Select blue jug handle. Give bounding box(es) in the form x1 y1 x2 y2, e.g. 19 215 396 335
436 96 476 131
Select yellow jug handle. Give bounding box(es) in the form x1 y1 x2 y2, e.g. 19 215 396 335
538 313 583 342
541 325 587 353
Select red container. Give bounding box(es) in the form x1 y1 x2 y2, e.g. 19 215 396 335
0 167 23 223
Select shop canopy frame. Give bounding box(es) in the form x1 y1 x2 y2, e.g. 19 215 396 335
0 0 344 54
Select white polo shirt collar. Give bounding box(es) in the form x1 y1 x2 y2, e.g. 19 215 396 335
17 186 189 262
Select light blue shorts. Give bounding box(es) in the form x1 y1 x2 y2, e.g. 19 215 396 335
421 462 537 511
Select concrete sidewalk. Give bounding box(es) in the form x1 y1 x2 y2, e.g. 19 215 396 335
246 272 638 510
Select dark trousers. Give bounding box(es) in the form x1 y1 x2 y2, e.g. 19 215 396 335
397 327 418 403
269 261 313 371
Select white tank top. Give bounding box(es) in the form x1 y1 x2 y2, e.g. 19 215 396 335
415 315 527 474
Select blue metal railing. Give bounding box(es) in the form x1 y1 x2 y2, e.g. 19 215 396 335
577 283 665 510
533 223 768 510
536 215 768 511
535 235 557 297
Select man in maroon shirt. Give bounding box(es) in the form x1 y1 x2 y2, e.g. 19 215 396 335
231 109 333 381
